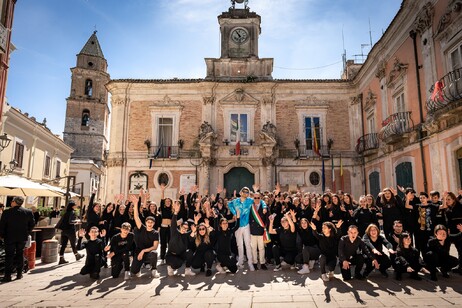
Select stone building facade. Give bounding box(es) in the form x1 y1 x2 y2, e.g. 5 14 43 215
103 0 462 203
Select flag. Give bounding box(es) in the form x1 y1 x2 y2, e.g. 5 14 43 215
235 141 241 156
321 158 325 192
431 80 444 102
332 156 336 192
313 128 321 157
149 158 153 169
340 153 344 191
153 143 162 159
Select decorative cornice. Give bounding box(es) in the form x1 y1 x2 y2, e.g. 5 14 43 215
386 58 408 88
435 0 462 39
203 96 215 105
219 88 259 105
413 2 434 36
364 89 377 110
149 95 184 110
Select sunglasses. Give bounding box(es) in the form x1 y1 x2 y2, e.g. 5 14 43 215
242 191 249 194
254 197 261 199
198 228 206 231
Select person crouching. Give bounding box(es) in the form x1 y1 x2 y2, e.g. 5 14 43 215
77 226 105 279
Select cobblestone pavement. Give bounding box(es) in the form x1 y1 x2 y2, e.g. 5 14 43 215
1 252 462 308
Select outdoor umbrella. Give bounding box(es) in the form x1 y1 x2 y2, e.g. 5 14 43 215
41 183 80 198
0 175 62 197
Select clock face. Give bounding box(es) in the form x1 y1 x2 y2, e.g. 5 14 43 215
231 28 249 44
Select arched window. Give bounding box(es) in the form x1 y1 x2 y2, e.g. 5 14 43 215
84 79 93 96
82 109 90 126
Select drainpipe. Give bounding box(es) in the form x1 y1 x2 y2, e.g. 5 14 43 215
409 30 428 192
358 93 367 195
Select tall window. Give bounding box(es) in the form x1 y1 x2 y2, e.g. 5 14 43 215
304 117 321 150
84 79 93 96
450 43 462 70
44 156 51 177
14 142 24 169
394 92 405 113
55 160 61 178
157 117 173 147
81 109 90 126
367 112 376 133
230 113 248 143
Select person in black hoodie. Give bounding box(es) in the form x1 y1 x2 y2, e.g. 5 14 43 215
352 195 379 237
57 200 85 265
362 224 394 278
166 201 192 276
269 210 298 272
0 196 35 282
394 232 426 280
424 224 462 281
296 218 320 274
442 191 462 272
310 220 343 282
376 187 404 243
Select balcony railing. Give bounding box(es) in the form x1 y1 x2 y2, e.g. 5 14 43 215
148 146 179 159
298 145 330 158
356 133 379 155
379 111 414 141
426 67 462 114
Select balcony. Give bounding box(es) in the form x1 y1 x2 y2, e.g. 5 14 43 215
148 146 179 159
426 68 462 115
379 112 414 143
297 145 330 159
356 133 379 155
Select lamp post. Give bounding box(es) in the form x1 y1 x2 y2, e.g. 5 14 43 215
189 154 202 185
0 160 17 175
0 133 12 171
273 157 283 185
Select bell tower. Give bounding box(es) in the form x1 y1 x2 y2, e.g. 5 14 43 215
205 0 273 81
63 31 110 166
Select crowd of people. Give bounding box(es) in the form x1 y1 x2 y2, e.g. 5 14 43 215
1 184 462 284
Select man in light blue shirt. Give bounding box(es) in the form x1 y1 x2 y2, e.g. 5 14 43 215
228 186 255 271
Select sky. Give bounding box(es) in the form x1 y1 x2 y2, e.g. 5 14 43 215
6 0 402 136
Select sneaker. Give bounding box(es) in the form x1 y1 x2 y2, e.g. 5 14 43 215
308 260 316 269
124 271 131 280
328 271 335 279
248 264 255 271
206 269 212 277
260 264 268 271
281 261 288 267
167 265 175 276
185 267 196 276
253 263 259 271
16 273 23 280
297 264 310 275
145 264 152 270
216 264 226 274
151 269 159 278
321 273 330 282
75 253 85 261
273 264 282 272
1 276 12 283
58 257 69 265
135 272 142 278
160 259 166 265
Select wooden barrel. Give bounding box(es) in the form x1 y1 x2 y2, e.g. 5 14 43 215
41 239 59 264
23 241 36 270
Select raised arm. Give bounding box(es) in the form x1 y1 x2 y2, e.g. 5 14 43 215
130 194 142 230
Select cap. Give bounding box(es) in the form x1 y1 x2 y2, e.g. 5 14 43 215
145 216 155 223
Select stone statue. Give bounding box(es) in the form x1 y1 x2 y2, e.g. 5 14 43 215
199 121 214 139
262 121 277 139
231 0 249 10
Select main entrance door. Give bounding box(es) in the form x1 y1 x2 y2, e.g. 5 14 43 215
224 167 254 198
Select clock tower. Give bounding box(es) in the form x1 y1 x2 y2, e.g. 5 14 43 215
205 1 273 81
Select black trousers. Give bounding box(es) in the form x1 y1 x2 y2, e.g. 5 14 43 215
414 230 431 254
111 252 130 278
130 251 158 274
272 245 297 265
365 253 391 275
187 250 215 270
4 241 26 277
424 251 459 274
166 250 190 270
80 254 102 278
217 254 238 273
340 254 365 280
295 245 321 264
59 229 78 255
160 227 170 260
319 254 337 274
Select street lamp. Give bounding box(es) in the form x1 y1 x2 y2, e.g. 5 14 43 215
189 154 202 185
0 133 12 152
273 158 283 185
1 160 17 175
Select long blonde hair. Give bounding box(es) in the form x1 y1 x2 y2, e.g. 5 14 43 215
195 223 211 247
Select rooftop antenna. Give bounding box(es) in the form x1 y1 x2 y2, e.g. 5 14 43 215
342 25 346 72
369 18 373 48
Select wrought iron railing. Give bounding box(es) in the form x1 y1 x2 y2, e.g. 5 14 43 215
298 145 329 158
356 133 379 154
148 146 179 159
426 67 462 114
379 111 414 141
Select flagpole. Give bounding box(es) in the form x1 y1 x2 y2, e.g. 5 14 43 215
321 158 325 192
340 153 344 191
332 154 335 192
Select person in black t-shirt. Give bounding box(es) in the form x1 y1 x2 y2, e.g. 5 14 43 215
129 192 160 278
106 222 134 279
77 226 106 279
269 210 298 272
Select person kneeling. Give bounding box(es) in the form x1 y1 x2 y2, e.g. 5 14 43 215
77 227 105 279
106 222 134 280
